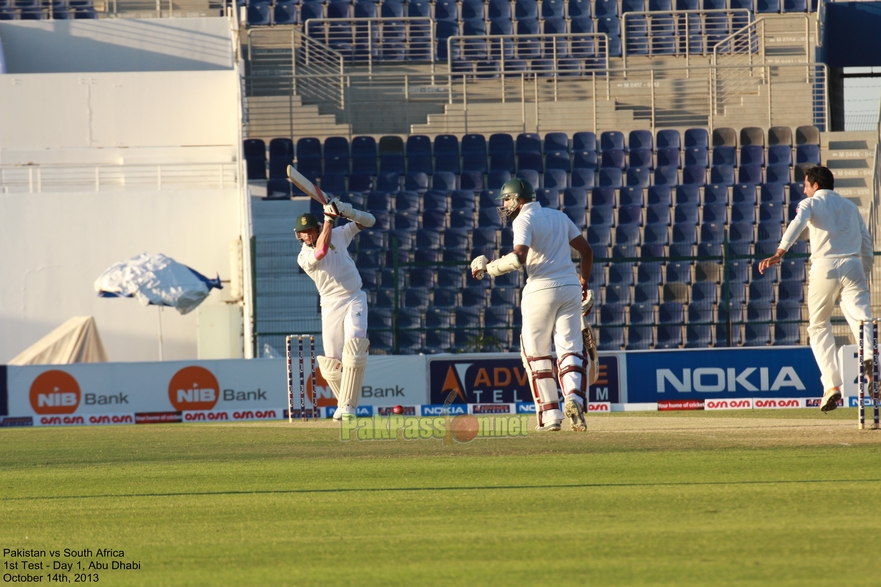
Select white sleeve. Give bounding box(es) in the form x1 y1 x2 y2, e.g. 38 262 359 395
778 199 811 252
513 216 530 248
860 215 873 277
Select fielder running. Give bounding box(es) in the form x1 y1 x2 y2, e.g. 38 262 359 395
295 198 376 421
471 178 595 432
758 165 873 412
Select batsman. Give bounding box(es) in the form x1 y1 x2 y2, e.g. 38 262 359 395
295 196 376 421
471 178 597 432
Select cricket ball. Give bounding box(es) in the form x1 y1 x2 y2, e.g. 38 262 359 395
393 405 403 415
450 414 480 443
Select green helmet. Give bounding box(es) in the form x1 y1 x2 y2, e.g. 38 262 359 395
497 178 535 226
499 178 536 202
294 213 320 233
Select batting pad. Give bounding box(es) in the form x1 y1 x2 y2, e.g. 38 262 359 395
339 337 369 408
521 351 559 407
317 355 342 400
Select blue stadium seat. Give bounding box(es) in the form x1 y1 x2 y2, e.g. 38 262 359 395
643 223 670 246
515 170 539 191
595 0 619 16
618 205 643 226
731 183 757 206
403 171 429 193
590 205 616 227
702 184 729 205
600 131 625 152
767 145 793 167
619 186 644 207
518 151 544 174
268 138 295 179
573 150 598 170
568 167 593 189
738 165 764 185
350 136 378 176
573 132 597 152
568 0 591 17
646 204 671 226
740 145 765 167
600 148 626 171
541 152 569 174
657 148 681 169
489 133 516 173
781 258 806 282
712 146 737 167
656 302 684 348
710 165 735 186
515 18 541 59
629 149 654 171
654 166 680 187
516 132 542 155
596 167 623 189
671 222 697 247
544 169 568 190
243 138 271 181
535 187 560 209
756 0 781 12
684 147 709 168
728 201 755 224
488 0 512 20
684 128 709 148
616 224 642 248
759 201 784 224
773 301 801 345
562 187 588 208
587 225 613 250
647 185 673 206
655 130 680 151
757 221 782 242
681 165 707 187
796 144 821 165
589 187 616 208
765 165 791 184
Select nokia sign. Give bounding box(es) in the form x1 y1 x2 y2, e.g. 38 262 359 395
626 348 823 402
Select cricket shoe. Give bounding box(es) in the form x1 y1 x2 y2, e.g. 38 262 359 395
819 387 841 413
564 398 587 432
535 420 562 432
337 405 357 420
534 408 564 432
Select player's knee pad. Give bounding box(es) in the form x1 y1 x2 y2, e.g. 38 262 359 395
317 355 342 399
340 337 369 407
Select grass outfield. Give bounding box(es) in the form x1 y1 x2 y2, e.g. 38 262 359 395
2 410 881 586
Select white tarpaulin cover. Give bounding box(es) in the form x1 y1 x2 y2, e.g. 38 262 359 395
94 252 221 315
9 316 109 365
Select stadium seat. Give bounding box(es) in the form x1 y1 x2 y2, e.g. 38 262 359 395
657 148 681 169
654 166 679 187
656 129 681 150
684 128 709 148
626 167 651 188
647 185 673 206
684 147 709 168
489 134 516 173
244 138 267 180
703 184 729 205
599 168 624 188
539 169 564 190
681 165 707 187
573 132 597 152
619 186 645 207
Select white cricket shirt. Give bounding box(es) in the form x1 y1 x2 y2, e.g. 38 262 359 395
297 222 363 301
512 201 582 293
779 189 872 268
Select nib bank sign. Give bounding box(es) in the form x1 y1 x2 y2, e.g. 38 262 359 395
625 348 822 403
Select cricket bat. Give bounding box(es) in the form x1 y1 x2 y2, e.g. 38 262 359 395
286 164 329 205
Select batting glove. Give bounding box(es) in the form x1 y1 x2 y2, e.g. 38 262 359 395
322 198 341 218
470 255 489 280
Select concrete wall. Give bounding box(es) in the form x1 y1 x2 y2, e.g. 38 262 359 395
0 18 234 73
0 70 239 152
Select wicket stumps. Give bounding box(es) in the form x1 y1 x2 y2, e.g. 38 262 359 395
857 320 880 430
286 335 317 422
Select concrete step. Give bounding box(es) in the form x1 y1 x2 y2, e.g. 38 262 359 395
821 131 876 207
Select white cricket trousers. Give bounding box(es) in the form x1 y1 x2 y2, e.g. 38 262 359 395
320 290 368 359
520 284 584 393
807 256 872 391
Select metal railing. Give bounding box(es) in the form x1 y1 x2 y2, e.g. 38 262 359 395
446 32 610 75
241 59 828 139
623 9 754 70
0 162 238 193
302 17 435 74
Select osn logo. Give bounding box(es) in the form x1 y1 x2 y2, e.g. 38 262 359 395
169 366 220 411
29 370 81 414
